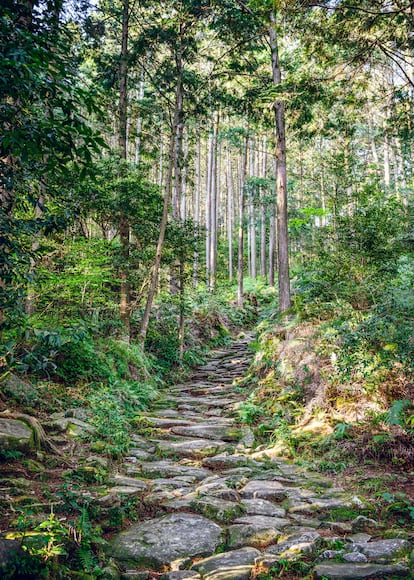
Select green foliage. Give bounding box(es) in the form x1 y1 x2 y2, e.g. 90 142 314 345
237 400 264 425
385 400 414 432
5 508 105 578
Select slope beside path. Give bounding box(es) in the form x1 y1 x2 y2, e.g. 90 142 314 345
107 335 414 580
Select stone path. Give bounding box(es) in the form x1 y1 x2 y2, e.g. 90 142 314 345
108 335 413 580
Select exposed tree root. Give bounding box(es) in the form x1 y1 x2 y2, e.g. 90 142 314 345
0 409 71 461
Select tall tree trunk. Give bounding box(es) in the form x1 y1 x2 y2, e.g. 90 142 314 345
260 135 267 278
226 145 234 282
135 72 145 166
139 44 184 345
383 116 391 187
193 125 201 287
270 11 291 312
119 0 130 340
209 113 218 290
237 131 249 307
206 128 212 287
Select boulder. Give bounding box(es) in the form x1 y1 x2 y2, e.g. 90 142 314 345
1 374 39 406
110 513 223 570
0 418 34 452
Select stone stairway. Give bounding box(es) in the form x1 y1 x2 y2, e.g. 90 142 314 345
107 335 413 580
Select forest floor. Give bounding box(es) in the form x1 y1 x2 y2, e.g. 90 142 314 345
1 334 413 579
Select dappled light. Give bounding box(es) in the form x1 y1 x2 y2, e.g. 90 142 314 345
1 0 413 577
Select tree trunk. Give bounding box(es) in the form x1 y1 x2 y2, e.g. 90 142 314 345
135 73 145 166
209 113 218 290
205 128 212 286
226 145 234 282
193 125 201 287
237 131 249 307
270 11 291 312
139 44 184 345
118 0 130 340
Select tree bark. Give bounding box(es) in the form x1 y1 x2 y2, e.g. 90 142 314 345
226 145 234 282
237 131 249 307
139 43 184 345
193 125 201 287
119 0 130 340
269 11 291 312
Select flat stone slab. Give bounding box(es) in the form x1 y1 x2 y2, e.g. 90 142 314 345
149 477 195 491
0 418 33 451
227 522 282 549
202 454 253 470
143 417 196 429
127 448 152 461
241 480 287 502
196 478 240 502
265 531 321 558
111 475 148 491
167 396 236 408
288 497 354 514
155 438 228 458
108 486 147 496
192 547 261 580
351 539 411 562
190 496 245 523
227 516 289 549
242 499 286 517
171 424 242 442
110 513 223 570
314 562 411 579
139 460 211 481
233 515 290 528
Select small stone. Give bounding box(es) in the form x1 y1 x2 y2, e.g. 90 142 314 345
321 550 344 560
85 455 109 468
111 475 148 491
343 552 368 563
48 417 94 436
192 547 261 580
348 534 371 544
351 516 381 533
265 532 321 560
320 521 351 533
96 493 121 507
241 480 287 502
127 448 151 461
65 407 90 421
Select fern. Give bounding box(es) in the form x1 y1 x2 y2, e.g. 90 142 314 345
385 399 413 427
76 547 95 572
